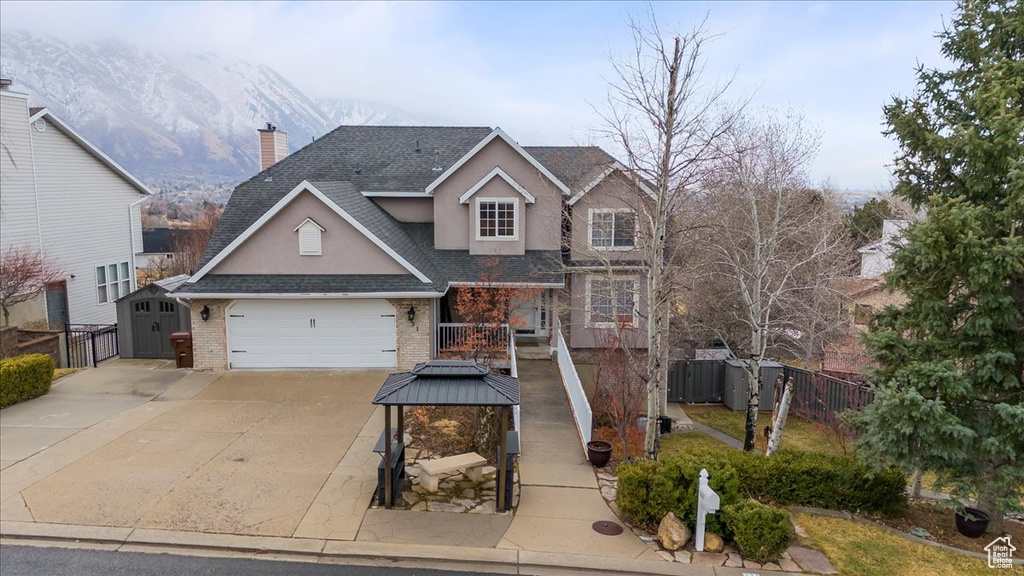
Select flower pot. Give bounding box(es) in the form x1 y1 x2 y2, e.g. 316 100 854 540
955 507 990 538
587 440 613 468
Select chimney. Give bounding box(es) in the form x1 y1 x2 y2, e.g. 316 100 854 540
257 122 288 170
0 78 12 91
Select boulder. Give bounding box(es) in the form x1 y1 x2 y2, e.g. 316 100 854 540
657 512 692 551
703 532 724 553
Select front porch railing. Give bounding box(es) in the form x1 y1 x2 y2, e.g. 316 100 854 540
436 323 510 355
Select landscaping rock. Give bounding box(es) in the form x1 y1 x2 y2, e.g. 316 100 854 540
656 550 675 562
743 559 763 569
778 558 802 572
410 501 427 512
451 498 476 509
427 501 467 513
691 552 726 566
786 546 838 575
657 512 692 551
401 492 419 506
600 484 617 501
672 551 691 563
764 562 782 571
703 532 724 553
469 501 496 514
791 518 808 538
597 471 617 483
482 480 496 489
724 554 743 568
461 488 476 498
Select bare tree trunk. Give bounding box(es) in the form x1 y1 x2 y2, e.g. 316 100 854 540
911 469 923 498
765 373 793 457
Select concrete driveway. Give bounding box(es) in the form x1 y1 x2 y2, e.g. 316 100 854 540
0 366 390 541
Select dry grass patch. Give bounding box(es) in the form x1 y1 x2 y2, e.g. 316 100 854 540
659 430 733 458
796 513 1021 576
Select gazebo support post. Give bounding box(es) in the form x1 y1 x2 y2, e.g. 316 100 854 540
397 405 404 445
384 405 393 509
497 406 508 512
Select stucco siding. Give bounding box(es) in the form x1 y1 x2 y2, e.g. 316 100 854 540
468 178 527 255
568 271 649 349
0 91 42 254
31 117 144 326
372 197 434 222
570 172 648 262
211 191 409 275
433 138 562 252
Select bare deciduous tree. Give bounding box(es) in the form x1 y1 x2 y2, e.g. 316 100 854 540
600 11 740 459
691 109 851 452
0 245 63 326
150 205 221 279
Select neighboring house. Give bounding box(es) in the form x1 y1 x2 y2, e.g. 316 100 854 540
174 125 651 370
858 219 909 278
0 80 150 327
137 227 204 270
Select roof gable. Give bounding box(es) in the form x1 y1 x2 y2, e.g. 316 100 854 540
426 128 570 196
458 167 536 204
189 181 434 284
29 108 151 196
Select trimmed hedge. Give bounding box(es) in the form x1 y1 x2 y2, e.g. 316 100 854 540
0 353 55 408
615 448 906 533
723 499 793 564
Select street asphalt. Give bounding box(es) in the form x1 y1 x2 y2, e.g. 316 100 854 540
0 545 504 576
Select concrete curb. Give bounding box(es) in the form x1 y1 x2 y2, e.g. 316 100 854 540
788 506 1024 566
0 521 787 575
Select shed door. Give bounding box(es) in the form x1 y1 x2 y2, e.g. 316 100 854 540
226 300 397 369
131 298 181 359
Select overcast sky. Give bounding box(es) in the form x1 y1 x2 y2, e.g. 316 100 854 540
1 1 954 192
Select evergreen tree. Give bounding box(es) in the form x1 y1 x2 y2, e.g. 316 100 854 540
845 197 894 248
849 0 1024 534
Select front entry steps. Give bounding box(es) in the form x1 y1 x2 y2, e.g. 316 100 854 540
516 344 553 361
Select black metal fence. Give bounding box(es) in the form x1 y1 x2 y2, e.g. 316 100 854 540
66 324 119 368
667 360 725 403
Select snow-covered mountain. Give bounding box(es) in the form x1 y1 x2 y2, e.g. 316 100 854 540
0 31 422 184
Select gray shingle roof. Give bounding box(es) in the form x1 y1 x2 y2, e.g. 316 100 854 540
403 224 563 285
524 146 617 190
200 126 493 269
373 361 519 406
175 274 438 295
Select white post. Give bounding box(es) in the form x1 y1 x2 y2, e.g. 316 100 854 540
695 468 720 552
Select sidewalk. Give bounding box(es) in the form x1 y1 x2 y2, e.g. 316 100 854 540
496 360 658 561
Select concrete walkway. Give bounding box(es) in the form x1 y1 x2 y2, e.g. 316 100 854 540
496 359 653 560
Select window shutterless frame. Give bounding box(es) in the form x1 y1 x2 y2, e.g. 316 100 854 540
475 197 519 241
95 260 130 304
584 274 640 328
588 208 637 251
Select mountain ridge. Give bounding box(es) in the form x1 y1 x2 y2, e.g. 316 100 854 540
0 30 423 186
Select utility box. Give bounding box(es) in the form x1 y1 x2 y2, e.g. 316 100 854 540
723 359 784 411
169 331 194 369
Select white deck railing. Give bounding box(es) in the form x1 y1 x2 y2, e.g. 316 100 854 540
553 319 592 452
509 330 521 442
436 323 510 355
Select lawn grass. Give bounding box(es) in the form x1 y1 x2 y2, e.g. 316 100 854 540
795 513 1021 576
683 404 848 455
659 430 733 457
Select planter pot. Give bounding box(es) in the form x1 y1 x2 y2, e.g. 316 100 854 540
587 440 613 468
955 507 990 538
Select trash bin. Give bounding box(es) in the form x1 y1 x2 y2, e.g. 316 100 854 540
169 331 193 368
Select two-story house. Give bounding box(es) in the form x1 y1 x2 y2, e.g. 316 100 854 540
175 125 651 370
0 80 150 328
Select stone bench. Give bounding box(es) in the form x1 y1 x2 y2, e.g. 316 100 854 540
418 452 487 492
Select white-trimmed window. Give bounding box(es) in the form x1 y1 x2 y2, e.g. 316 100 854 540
294 217 325 256
586 275 639 327
476 198 518 240
589 209 636 250
96 262 131 303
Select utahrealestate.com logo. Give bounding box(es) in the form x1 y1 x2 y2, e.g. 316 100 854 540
985 535 1016 569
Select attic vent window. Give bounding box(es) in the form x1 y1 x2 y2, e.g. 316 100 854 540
294 218 325 256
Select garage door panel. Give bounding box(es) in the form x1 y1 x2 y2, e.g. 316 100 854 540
227 300 398 369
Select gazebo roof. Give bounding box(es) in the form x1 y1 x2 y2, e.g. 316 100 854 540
372 360 520 406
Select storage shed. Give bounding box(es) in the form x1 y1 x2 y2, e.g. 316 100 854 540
116 275 191 359
723 359 785 411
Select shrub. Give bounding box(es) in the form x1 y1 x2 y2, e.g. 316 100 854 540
0 353 55 408
616 459 676 530
723 499 793 564
661 453 742 539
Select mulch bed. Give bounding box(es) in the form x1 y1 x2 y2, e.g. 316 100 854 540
870 499 1024 554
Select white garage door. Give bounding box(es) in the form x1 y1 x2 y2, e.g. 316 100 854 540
226 300 397 369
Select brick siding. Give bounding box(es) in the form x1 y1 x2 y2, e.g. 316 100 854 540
189 299 228 371
387 298 433 370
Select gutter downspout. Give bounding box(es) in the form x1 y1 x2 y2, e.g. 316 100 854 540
128 197 148 292
27 111 47 322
